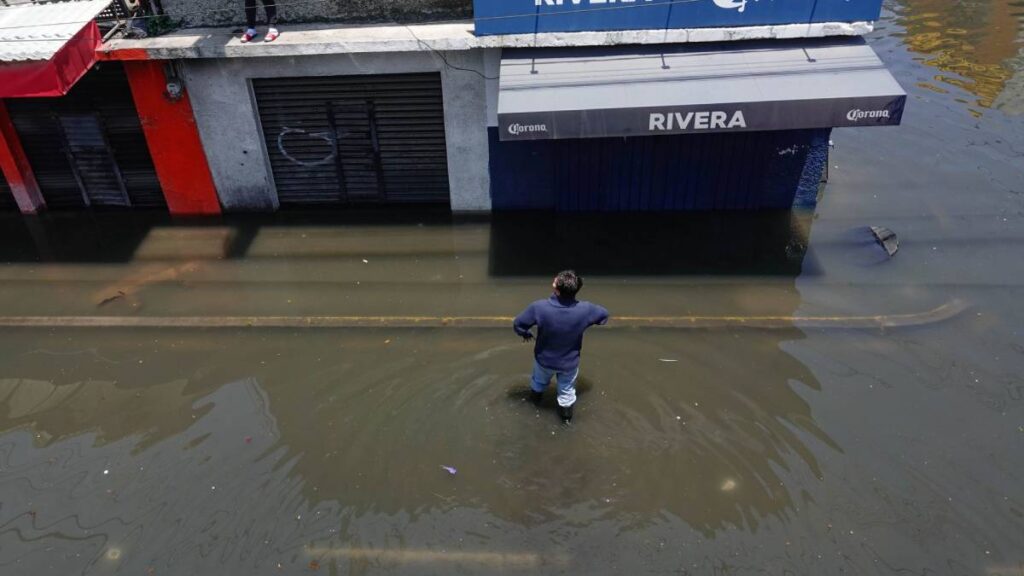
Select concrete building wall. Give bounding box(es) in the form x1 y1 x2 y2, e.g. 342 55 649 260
483 48 500 128
161 0 472 28
181 49 492 212
444 48 495 211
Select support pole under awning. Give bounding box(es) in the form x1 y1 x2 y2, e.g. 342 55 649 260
497 38 907 141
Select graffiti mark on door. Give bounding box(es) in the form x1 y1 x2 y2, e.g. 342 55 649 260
277 127 335 167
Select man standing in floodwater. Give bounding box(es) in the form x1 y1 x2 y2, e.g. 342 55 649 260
514 270 609 424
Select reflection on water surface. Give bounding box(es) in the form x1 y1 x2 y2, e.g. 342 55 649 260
891 0 1024 112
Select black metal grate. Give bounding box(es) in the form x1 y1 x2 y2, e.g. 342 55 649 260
252 73 451 207
5 62 165 210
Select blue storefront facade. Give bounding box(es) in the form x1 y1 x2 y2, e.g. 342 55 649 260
489 128 831 211
479 0 903 212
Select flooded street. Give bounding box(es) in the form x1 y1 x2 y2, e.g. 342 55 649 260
1 3 1024 575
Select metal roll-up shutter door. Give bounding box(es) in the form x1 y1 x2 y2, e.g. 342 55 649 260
253 73 450 206
5 62 165 210
58 113 131 207
87 64 165 208
7 102 84 209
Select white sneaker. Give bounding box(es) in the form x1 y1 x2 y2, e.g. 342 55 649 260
264 28 280 42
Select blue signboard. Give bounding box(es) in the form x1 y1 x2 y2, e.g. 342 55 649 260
473 0 884 36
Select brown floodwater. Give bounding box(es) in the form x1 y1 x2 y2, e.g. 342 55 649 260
1 6 1023 576
887 0 1024 113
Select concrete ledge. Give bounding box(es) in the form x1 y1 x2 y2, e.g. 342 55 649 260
101 20 873 60
0 299 968 329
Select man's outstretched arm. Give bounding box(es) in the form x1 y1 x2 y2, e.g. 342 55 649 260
590 304 610 326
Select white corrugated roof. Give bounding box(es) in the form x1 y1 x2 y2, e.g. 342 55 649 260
0 0 113 62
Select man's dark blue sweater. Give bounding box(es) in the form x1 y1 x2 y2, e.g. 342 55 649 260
514 295 610 372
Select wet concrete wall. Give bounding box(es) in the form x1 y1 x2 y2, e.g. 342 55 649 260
160 0 473 28
181 49 493 212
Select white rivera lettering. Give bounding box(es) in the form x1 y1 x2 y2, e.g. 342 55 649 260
727 110 746 128
648 110 746 131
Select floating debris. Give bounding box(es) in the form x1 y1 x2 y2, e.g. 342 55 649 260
844 226 900 264
658 359 678 363
97 291 126 307
870 226 899 257
440 465 457 475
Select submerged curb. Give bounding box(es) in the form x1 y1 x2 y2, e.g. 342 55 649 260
0 300 968 330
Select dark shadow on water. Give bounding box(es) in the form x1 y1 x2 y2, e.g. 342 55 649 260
0 209 819 279
0 208 458 263
0 211 171 263
488 210 821 277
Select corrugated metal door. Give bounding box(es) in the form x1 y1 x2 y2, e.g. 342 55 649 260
58 114 130 207
329 101 383 202
5 62 165 210
252 74 450 206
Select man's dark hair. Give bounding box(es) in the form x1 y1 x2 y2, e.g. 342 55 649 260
555 270 582 299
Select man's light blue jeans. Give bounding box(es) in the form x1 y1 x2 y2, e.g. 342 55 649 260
531 360 578 407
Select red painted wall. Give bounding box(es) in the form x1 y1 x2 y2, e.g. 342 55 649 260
0 100 46 213
123 60 221 215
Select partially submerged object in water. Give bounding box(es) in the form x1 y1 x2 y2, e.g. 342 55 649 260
870 226 899 257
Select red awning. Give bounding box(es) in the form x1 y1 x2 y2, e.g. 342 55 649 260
0 0 113 98
0 20 102 98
